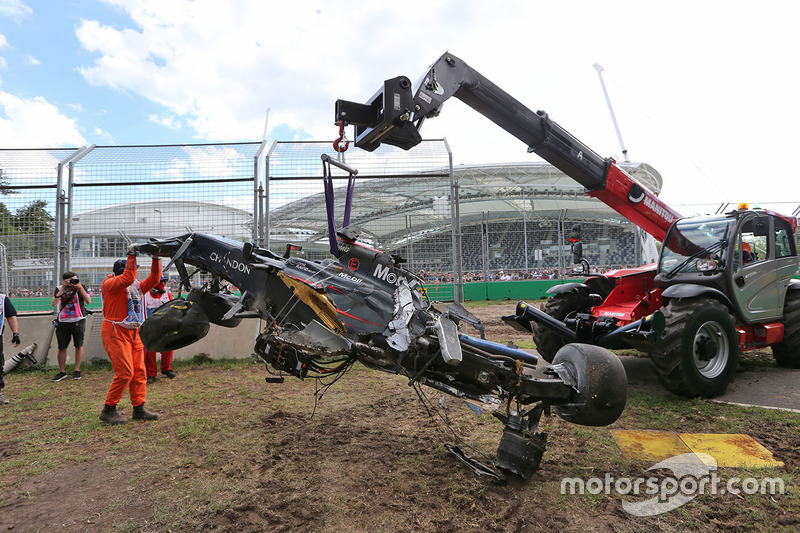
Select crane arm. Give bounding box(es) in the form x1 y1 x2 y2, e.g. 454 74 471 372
335 52 680 241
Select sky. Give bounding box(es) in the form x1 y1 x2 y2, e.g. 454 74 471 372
1 0 799 215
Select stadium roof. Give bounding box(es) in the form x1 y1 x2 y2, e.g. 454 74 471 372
72 200 254 241
269 160 663 250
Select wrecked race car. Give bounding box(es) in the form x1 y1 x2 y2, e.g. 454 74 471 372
138 155 627 481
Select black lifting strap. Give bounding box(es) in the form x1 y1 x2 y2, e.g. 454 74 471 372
444 444 506 482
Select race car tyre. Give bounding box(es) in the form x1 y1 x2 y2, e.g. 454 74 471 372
551 343 627 427
140 298 210 352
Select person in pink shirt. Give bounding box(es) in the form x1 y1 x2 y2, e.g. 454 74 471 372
51 271 91 382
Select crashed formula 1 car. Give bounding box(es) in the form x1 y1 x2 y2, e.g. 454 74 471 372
139 155 627 480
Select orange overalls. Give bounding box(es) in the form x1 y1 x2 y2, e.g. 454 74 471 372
101 256 161 408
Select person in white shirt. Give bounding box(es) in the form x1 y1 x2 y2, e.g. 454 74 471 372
143 276 176 383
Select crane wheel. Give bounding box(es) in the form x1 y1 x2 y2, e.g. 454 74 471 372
772 290 800 368
650 297 739 398
532 292 587 362
551 343 627 427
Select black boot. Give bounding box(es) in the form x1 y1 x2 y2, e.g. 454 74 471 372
99 404 127 425
132 403 161 421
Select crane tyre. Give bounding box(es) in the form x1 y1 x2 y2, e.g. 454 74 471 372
532 292 587 363
551 343 627 427
650 298 738 398
772 290 800 368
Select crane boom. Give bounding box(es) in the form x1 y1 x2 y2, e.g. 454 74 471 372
335 52 680 241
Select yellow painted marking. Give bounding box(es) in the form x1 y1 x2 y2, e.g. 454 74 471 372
678 433 784 468
611 430 783 467
611 430 694 463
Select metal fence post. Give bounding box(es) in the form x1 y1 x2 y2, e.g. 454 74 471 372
557 209 566 280
66 145 95 271
254 140 268 244
446 140 463 303
264 141 278 250
54 147 87 282
0 242 8 295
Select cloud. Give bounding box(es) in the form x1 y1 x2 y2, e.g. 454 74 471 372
0 0 32 22
74 0 472 143
153 145 252 180
70 1 800 205
0 91 86 147
93 126 114 143
66 102 86 112
23 53 40 65
148 113 181 130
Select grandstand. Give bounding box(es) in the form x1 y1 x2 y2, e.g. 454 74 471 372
267 156 663 280
0 140 663 302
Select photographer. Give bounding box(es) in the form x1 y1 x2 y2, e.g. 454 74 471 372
51 271 91 382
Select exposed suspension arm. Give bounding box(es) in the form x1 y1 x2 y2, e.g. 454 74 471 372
335 52 680 241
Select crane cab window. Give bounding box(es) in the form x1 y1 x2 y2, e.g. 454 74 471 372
735 217 768 271
773 216 796 259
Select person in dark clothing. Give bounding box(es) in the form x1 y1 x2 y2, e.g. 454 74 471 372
0 293 22 405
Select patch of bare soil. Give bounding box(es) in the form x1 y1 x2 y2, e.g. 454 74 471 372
460 301 532 347
2 302 798 532
1 460 157 532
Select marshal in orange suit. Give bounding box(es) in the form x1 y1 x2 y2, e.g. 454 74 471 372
99 246 163 425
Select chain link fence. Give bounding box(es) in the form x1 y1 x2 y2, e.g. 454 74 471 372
266 140 459 299
0 143 266 311
4 141 794 312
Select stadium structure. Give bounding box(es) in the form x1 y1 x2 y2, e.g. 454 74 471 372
20 140 662 295
267 159 662 280
68 200 254 286
62 162 661 289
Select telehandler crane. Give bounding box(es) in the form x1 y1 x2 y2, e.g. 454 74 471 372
335 52 800 398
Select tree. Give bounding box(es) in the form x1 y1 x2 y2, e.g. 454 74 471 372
0 170 54 293
14 199 55 234
12 200 55 259
0 168 17 196
0 203 15 235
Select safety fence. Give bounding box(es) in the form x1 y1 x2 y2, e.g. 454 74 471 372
4 140 792 311
265 140 459 300
0 143 265 308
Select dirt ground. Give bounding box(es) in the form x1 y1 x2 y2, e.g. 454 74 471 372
1 301 798 532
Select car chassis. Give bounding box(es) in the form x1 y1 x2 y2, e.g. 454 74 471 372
138 155 628 480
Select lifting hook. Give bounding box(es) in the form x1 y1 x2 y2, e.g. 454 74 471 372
333 120 349 152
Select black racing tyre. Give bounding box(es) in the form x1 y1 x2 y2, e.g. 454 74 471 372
186 289 243 328
650 297 739 398
551 343 628 427
532 292 588 363
772 290 800 368
140 298 210 352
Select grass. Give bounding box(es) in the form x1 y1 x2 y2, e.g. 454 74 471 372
2 355 799 532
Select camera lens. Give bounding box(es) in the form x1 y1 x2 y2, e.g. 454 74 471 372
70 278 79 284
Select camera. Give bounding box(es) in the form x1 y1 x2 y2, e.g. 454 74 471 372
69 278 80 285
